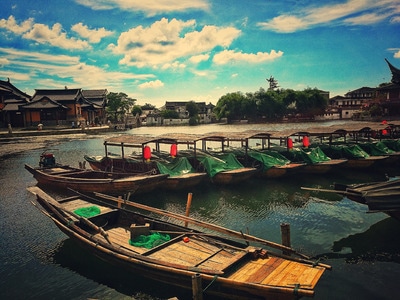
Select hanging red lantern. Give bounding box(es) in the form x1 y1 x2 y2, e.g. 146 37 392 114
382 129 388 135
143 146 151 161
302 136 309 148
287 137 293 150
170 144 178 157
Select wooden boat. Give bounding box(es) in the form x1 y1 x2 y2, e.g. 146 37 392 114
25 164 168 194
180 149 258 185
84 134 208 190
302 178 400 221
28 186 330 299
277 146 348 174
224 147 304 178
319 144 388 169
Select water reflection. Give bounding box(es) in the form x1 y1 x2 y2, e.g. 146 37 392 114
50 239 195 300
327 217 400 263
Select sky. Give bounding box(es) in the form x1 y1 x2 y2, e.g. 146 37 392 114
1 0 400 108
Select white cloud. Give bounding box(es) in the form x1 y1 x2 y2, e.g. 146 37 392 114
110 18 241 68
344 12 390 25
394 50 400 58
75 0 209 15
23 23 90 50
213 49 283 65
138 79 164 89
0 15 33 34
0 47 154 89
0 57 10 66
390 15 400 24
161 61 186 70
189 54 210 64
71 22 114 43
257 0 400 33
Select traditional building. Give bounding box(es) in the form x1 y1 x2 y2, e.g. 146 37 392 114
329 87 376 119
21 88 107 127
81 89 108 125
0 79 31 127
375 59 400 117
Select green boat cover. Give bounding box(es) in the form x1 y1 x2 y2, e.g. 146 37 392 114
74 206 101 218
285 147 331 164
224 148 290 171
156 157 195 176
199 153 245 177
129 232 170 249
320 144 370 159
381 139 400 151
247 150 289 171
359 142 394 156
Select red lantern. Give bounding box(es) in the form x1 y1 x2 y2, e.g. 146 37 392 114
170 144 177 157
302 136 309 148
382 129 388 135
287 137 293 150
143 146 151 161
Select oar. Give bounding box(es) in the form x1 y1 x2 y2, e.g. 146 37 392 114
93 191 309 259
300 186 362 198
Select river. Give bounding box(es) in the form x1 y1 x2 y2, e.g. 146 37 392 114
1 121 400 299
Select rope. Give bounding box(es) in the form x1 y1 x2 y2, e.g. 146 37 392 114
203 274 218 292
293 283 300 298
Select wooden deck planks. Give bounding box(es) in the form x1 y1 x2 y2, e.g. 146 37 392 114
147 236 243 270
104 227 147 254
246 257 286 283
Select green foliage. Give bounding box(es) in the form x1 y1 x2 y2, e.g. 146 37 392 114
131 105 142 116
214 88 328 122
141 103 156 110
106 92 136 122
186 101 199 117
161 109 179 119
189 116 198 125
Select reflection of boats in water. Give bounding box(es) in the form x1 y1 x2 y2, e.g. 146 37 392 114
316 217 400 263
51 239 183 299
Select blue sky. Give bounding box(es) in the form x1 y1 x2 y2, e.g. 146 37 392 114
1 0 399 107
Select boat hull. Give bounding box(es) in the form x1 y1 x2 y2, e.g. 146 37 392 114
29 187 328 300
211 167 257 184
25 164 168 194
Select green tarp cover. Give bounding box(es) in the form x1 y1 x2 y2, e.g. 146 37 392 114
287 147 331 164
156 157 195 176
321 144 370 159
382 139 400 151
74 206 101 218
129 232 170 249
359 142 394 156
247 150 289 171
199 153 244 177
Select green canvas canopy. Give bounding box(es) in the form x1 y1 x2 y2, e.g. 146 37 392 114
199 153 245 177
156 157 195 177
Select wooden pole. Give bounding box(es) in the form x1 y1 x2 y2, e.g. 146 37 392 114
94 191 309 259
185 193 193 227
280 223 291 256
192 273 203 300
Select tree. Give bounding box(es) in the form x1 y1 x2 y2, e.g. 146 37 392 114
106 92 136 122
186 101 199 117
131 105 142 116
161 110 179 119
214 92 247 122
141 103 156 110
